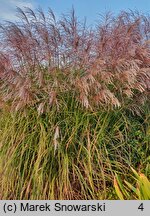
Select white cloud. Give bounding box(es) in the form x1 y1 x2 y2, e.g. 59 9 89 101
0 0 35 22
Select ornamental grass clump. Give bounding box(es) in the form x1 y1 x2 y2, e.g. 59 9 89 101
0 7 150 200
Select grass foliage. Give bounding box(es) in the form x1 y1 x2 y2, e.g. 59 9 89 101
0 100 149 199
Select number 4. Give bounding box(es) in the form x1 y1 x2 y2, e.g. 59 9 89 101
138 203 144 211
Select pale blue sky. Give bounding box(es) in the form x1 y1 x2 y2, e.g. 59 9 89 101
0 0 150 24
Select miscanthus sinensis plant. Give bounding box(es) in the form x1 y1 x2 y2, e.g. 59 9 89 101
0 8 150 200
0 8 150 114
